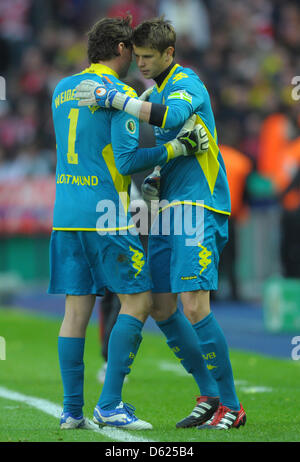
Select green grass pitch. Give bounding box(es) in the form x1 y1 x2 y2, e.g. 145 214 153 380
0 307 300 443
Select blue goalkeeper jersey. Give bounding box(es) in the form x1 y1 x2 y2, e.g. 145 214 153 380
150 63 231 216
52 63 169 231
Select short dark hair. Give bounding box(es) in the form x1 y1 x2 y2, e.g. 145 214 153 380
87 16 132 63
132 17 176 55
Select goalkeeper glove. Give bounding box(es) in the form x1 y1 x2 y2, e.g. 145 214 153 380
141 115 208 205
75 79 118 108
141 167 161 207
75 79 143 116
167 115 209 158
138 85 154 101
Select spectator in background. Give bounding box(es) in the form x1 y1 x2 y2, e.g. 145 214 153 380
275 2 300 55
158 0 210 61
257 108 300 279
0 0 33 70
217 146 253 300
0 139 53 181
2 0 299 171
106 0 158 28
0 146 12 181
279 163 300 278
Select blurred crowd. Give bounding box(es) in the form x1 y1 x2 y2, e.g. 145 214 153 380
0 0 299 175
0 0 299 284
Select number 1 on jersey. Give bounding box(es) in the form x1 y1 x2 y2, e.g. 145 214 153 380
67 108 79 164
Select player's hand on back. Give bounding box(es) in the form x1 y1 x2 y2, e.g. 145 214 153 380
141 167 161 207
75 79 117 108
138 85 154 101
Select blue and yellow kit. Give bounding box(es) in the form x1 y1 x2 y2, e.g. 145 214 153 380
49 63 171 295
147 63 231 293
150 63 231 216
52 63 170 232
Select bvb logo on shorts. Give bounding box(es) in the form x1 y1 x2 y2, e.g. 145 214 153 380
126 119 136 134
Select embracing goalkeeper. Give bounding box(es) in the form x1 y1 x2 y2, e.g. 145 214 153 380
54 15 246 432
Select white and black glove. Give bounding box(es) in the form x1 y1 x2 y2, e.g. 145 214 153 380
75 78 144 117
168 115 209 157
138 85 154 101
141 167 161 209
74 79 118 107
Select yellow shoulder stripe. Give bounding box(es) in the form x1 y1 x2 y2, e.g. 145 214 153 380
79 63 119 79
102 143 131 214
195 115 220 195
161 106 169 129
156 64 180 93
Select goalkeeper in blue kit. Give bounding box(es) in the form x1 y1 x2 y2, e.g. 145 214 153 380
49 16 207 431
76 17 246 430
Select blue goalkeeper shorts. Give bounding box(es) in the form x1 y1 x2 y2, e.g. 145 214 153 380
48 230 152 296
147 205 228 293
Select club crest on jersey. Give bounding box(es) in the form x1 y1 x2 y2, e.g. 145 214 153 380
95 86 107 97
126 119 136 134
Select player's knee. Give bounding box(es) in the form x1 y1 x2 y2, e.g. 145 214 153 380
150 304 176 322
60 309 90 337
150 304 164 322
63 309 87 328
120 291 153 322
149 293 177 322
182 291 210 324
142 292 154 314
183 305 200 324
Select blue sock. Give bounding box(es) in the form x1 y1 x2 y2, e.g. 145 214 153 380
58 337 85 418
156 309 219 397
193 312 240 411
98 314 143 410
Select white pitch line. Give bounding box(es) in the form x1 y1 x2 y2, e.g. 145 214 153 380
0 386 155 443
158 361 274 394
234 380 249 386
158 361 187 376
240 386 273 394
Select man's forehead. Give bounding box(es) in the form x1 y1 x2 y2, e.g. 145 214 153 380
133 45 160 56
